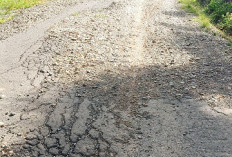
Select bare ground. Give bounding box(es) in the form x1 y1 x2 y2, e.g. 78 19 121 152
0 0 232 156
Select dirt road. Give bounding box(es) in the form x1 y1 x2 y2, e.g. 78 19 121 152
0 0 232 156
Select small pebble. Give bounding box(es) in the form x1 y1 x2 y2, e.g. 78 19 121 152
9 113 15 117
51 103 57 107
0 94 6 99
138 135 142 139
0 122 5 128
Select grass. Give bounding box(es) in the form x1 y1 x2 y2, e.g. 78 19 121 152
0 0 46 24
0 0 44 10
179 0 232 42
94 13 107 19
179 0 211 28
196 14 211 29
0 16 14 24
73 12 79 17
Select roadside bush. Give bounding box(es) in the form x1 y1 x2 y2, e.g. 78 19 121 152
219 12 232 34
203 0 232 34
180 0 232 37
205 0 232 23
197 0 211 5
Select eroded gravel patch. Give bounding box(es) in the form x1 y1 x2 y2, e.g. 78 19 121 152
51 0 147 83
0 0 85 40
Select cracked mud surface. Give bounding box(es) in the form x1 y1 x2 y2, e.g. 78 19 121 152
0 0 232 156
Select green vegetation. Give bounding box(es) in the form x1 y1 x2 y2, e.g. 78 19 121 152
179 0 211 28
0 0 44 10
73 12 79 17
0 0 45 24
95 13 107 19
179 0 232 40
0 16 14 24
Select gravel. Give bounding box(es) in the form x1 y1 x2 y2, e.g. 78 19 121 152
0 0 84 40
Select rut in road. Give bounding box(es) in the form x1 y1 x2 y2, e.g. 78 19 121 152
0 0 232 156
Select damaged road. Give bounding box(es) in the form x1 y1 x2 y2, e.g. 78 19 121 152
0 0 232 156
